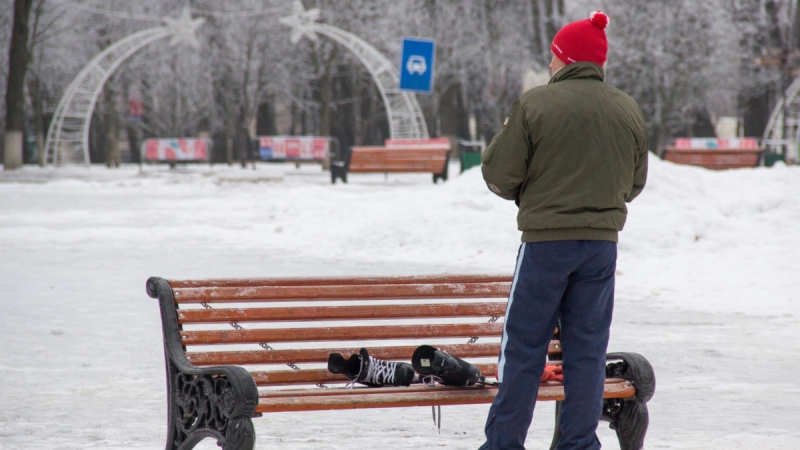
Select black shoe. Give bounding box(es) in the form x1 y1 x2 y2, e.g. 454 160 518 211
328 348 416 387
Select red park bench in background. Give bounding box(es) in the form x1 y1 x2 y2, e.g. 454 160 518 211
331 138 452 184
140 138 213 169
254 136 338 169
663 138 763 170
146 274 655 450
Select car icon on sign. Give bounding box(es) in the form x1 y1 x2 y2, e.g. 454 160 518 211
406 55 427 75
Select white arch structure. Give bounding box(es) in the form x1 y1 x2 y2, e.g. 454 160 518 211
763 76 800 163
280 2 429 140
44 9 203 166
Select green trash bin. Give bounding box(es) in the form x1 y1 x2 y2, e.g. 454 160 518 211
764 152 786 167
458 140 485 173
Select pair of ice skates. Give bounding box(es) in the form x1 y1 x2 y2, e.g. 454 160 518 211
328 345 487 388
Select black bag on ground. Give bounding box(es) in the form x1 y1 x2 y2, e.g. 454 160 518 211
411 345 484 386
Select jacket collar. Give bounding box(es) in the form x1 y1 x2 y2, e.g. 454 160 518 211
549 62 605 84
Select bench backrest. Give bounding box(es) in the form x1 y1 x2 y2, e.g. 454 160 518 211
163 275 560 389
348 147 450 173
663 147 761 170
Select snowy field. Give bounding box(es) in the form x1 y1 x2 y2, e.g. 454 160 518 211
1 155 799 449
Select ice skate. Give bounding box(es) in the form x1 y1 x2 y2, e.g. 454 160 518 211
328 348 416 387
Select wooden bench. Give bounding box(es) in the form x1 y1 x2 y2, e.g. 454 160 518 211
146 274 655 450
663 147 763 169
663 137 763 170
331 142 451 184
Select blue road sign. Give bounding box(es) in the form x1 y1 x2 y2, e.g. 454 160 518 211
399 37 436 94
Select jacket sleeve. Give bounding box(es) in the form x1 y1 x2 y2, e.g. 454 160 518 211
481 100 531 202
626 110 649 203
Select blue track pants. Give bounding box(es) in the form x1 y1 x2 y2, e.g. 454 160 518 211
479 240 617 450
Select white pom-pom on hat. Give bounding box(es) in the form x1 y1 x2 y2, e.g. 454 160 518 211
589 10 609 29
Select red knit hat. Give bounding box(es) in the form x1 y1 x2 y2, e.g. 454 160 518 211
551 11 609 66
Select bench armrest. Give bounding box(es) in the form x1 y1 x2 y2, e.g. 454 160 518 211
147 277 259 450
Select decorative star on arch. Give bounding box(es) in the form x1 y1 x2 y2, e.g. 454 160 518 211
279 0 321 44
164 7 205 48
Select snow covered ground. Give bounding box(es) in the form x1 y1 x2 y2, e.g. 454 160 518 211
1 155 799 449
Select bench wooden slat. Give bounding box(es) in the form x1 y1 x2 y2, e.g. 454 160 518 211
350 158 447 164
186 342 562 366
352 149 450 154
349 166 445 173
173 282 511 303
350 154 448 161
180 323 504 346
349 161 445 167
252 368 348 385
178 302 507 324
350 154 447 160
167 275 514 289
259 378 625 399
350 151 448 157
250 363 498 386
255 380 636 412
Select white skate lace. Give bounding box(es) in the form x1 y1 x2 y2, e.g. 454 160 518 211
362 356 397 385
344 360 364 389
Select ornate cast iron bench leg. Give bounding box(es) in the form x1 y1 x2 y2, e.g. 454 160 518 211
166 363 258 450
147 277 259 450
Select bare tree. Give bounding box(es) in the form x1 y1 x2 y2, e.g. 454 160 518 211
0 2 13 152
3 0 33 170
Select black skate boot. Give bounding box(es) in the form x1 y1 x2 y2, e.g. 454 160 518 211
328 348 416 387
411 345 485 386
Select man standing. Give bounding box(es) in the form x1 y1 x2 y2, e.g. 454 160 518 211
478 11 648 450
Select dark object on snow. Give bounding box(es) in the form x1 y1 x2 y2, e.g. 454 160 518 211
411 345 485 386
328 348 416 387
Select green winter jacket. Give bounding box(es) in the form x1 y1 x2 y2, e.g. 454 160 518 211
481 62 648 243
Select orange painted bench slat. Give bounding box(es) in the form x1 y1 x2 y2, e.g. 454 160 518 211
255 380 636 413
173 282 511 303
167 274 514 289
249 363 496 386
178 302 508 324
180 322 504 346
186 342 560 366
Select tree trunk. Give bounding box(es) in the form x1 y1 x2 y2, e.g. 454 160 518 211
319 70 332 137
225 123 234 166
237 113 250 169
4 0 34 170
353 71 363 146
104 86 120 168
28 76 45 167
